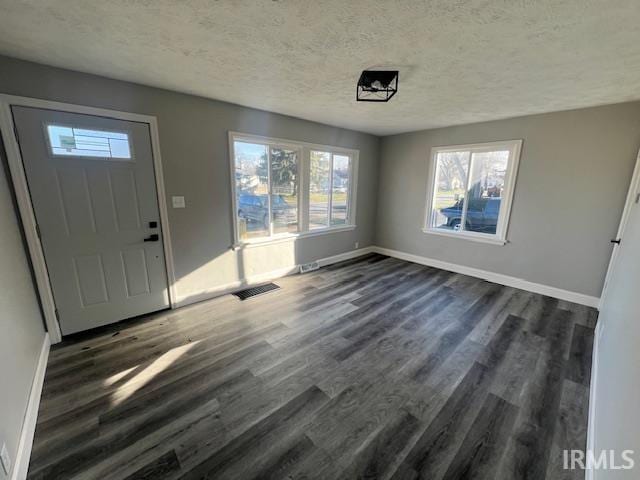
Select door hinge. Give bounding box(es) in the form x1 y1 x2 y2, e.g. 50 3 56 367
635 192 640 204
35 224 41 239
54 309 59 321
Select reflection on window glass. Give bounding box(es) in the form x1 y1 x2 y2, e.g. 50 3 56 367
331 155 350 226
429 151 470 231
270 147 298 235
234 141 269 240
310 150 331 229
47 125 131 159
465 151 508 235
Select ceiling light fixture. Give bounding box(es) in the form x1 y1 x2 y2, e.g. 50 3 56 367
356 70 399 102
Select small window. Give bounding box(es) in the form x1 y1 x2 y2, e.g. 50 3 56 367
46 124 132 159
309 151 331 229
424 140 522 244
309 150 352 230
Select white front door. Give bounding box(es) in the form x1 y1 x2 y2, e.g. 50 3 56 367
12 106 169 335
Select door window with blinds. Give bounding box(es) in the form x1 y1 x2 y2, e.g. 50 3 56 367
230 133 357 243
424 140 522 245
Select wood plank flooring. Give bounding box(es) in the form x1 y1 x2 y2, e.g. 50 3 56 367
28 254 597 479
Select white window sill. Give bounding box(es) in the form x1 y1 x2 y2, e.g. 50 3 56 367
233 225 356 249
422 227 507 246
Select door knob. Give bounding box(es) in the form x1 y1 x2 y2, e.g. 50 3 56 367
144 234 159 242
610 238 621 244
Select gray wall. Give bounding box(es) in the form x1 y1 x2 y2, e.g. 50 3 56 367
2 53 639 307
0 55 380 305
0 143 46 479
376 103 640 297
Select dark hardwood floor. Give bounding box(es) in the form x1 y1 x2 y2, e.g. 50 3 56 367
28 254 597 479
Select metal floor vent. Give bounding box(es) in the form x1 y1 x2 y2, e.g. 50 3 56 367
233 282 280 300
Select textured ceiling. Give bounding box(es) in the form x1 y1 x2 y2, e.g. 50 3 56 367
0 1 639 135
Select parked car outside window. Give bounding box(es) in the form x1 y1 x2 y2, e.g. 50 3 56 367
439 197 500 234
238 193 296 229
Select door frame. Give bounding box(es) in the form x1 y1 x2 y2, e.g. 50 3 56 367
0 94 178 343
599 146 640 310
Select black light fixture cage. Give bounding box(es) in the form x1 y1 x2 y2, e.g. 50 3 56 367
356 70 399 102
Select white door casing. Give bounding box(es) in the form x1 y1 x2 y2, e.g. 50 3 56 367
12 106 170 334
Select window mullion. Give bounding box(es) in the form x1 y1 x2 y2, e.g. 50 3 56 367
298 147 305 232
327 153 334 227
267 146 273 237
460 151 473 231
428 156 441 229
346 156 352 223
303 147 309 232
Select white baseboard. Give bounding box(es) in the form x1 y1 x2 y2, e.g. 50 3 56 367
584 320 603 480
315 246 375 268
372 246 600 308
175 244 598 309
12 333 49 480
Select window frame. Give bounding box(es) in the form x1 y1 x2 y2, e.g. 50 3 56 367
308 150 353 231
229 132 358 246
423 139 522 246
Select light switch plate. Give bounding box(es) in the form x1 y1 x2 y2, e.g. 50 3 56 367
172 196 185 209
0 442 11 476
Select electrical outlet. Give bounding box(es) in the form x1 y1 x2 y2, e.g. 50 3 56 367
0 443 11 476
354 241 359 249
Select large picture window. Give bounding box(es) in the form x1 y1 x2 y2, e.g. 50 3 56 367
424 140 522 245
230 133 357 243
